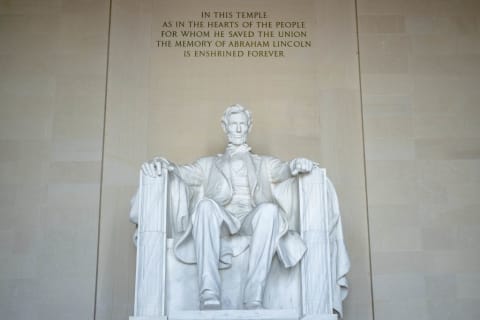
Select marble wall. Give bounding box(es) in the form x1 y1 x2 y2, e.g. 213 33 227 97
358 0 480 319
94 0 372 319
0 0 110 319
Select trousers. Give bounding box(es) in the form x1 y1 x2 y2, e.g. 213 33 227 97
191 198 282 305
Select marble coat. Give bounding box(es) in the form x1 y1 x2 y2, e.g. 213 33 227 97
168 152 307 269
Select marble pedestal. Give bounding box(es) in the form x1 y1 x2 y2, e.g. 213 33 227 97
130 309 338 320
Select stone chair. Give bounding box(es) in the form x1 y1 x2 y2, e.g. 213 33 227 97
129 167 349 320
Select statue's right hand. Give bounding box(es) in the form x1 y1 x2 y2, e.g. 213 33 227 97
141 157 173 177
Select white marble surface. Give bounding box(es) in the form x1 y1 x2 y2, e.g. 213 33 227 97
133 171 169 316
165 238 301 311
130 105 349 319
169 309 298 320
130 310 337 320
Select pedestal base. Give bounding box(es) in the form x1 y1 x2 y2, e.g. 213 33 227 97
130 310 337 320
301 315 337 320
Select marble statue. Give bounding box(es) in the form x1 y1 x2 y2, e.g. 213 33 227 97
130 104 350 320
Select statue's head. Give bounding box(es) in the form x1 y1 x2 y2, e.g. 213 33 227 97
221 104 252 146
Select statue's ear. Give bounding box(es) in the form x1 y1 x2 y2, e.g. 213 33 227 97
221 120 227 133
248 122 253 133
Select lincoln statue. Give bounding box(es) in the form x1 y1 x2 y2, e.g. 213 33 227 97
138 104 317 310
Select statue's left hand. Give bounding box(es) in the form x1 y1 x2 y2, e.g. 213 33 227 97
289 158 317 176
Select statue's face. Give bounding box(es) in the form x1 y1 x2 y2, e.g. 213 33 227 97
226 112 249 145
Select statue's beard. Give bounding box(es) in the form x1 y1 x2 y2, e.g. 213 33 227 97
227 133 248 145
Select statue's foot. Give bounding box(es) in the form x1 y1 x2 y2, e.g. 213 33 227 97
201 298 221 310
200 291 221 310
244 301 263 310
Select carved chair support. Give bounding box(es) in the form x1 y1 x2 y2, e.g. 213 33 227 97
131 167 343 320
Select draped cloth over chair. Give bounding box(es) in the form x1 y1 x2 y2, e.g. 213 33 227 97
130 167 350 320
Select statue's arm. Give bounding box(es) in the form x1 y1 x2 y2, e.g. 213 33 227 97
267 157 293 183
142 157 206 186
173 159 207 186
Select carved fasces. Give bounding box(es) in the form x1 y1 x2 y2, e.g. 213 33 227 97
134 168 169 317
299 168 332 316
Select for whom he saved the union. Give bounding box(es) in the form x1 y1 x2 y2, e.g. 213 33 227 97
131 104 350 315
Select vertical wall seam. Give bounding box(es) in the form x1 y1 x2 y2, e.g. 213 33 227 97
353 0 376 319
93 0 113 318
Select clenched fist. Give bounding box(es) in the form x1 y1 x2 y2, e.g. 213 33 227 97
289 158 317 176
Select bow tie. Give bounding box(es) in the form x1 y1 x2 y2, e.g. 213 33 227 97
226 144 251 157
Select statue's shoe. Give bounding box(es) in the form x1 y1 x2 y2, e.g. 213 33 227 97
201 298 221 310
244 301 263 310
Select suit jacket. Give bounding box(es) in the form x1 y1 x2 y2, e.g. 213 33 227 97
176 153 292 205
170 151 307 268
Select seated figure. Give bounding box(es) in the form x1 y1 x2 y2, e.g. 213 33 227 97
130 104 350 319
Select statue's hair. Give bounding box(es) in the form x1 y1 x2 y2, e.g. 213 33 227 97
221 104 253 132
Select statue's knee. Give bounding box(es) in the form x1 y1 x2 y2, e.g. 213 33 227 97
195 199 220 221
254 203 280 224
197 198 217 210
257 202 279 213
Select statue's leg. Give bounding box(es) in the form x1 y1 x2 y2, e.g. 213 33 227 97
191 199 224 309
243 202 281 309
